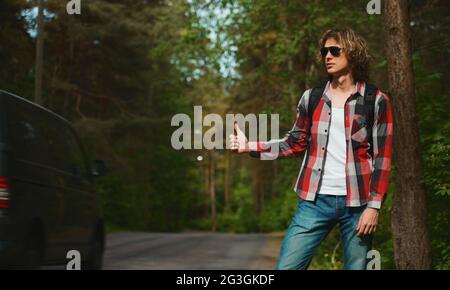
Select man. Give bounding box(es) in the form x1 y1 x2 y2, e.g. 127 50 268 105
229 28 393 270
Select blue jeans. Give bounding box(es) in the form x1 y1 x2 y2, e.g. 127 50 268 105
276 194 372 270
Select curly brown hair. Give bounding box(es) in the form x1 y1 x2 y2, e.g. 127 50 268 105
317 28 371 82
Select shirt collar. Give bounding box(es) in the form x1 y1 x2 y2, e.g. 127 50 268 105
323 80 366 102
355 80 366 96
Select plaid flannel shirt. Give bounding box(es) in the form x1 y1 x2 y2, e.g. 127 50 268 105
249 81 393 209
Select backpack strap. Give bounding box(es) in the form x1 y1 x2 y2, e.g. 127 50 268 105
363 83 378 158
363 83 377 128
307 81 328 135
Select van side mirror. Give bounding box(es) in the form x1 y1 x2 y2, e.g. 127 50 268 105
91 160 107 177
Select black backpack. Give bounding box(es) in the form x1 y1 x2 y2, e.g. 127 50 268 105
307 81 378 157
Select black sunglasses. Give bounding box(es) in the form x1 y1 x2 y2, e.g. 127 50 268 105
320 46 342 57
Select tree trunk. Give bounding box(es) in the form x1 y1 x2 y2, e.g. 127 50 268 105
203 153 209 218
34 0 45 105
250 159 266 215
384 0 432 269
223 150 230 211
209 153 217 232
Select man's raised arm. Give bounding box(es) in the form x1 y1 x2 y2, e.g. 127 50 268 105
229 90 311 160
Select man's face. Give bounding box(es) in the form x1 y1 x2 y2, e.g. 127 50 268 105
323 38 350 77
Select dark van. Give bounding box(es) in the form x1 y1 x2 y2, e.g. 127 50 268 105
0 90 106 269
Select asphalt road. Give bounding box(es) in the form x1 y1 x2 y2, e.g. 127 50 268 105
103 232 281 270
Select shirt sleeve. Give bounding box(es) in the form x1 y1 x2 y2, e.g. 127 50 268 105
249 89 311 160
367 92 394 209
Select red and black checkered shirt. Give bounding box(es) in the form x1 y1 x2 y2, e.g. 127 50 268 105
249 81 393 209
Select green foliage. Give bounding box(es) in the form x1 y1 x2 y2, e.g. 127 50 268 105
309 228 343 270
372 186 396 270
422 127 450 270
215 166 259 232
414 51 450 269
0 0 34 97
258 189 298 232
419 99 450 269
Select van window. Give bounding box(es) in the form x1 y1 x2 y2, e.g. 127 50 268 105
57 124 89 177
6 97 88 176
7 99 51 165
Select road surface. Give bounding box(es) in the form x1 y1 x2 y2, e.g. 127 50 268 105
103 232 282 270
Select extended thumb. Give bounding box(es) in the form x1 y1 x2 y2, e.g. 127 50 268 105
234 122 243 135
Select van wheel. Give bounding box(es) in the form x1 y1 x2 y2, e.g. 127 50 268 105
84 232 103 270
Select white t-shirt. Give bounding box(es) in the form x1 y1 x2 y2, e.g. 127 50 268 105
318 107 347 196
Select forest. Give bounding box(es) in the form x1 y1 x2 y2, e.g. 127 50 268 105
0 0 448 269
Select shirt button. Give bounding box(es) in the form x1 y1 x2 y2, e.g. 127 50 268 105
318 168 321 171
322 147 325 150
328 112 331 115
324 129 328 133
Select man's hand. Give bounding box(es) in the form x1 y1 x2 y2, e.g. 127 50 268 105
229 123 249 154
356 208 379 236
